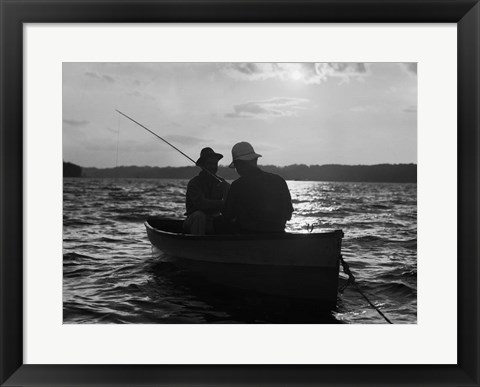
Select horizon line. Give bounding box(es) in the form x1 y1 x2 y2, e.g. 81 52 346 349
67 162 418 169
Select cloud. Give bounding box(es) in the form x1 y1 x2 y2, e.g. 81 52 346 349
223 63 368 84
226 97 310 119
84 71 99 79
85 71 116 83
402 63 417 75
63 118 89 127
403 105 417 113
230 63 260 76
103 74 115 83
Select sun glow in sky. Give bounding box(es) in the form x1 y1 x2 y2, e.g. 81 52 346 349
290 69 303 81
63 62 417 168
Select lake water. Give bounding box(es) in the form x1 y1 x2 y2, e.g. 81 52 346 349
63 178 417 324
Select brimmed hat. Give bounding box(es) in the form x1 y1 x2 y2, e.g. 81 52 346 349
196 147 223 166
229 142 262 168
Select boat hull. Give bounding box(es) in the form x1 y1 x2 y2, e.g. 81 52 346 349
145 218 343 304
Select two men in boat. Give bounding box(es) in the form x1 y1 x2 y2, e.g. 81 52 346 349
184 142 293 235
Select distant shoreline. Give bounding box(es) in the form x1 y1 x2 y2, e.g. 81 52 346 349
64 162 416 183
65 177 417 185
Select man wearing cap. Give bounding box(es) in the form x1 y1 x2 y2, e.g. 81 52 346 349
183 147 230 235
223 142 293 233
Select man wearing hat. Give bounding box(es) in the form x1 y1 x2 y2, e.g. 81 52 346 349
184 147 230 235
223 142 293 233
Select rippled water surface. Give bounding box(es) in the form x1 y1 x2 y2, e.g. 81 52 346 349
63 178 417 324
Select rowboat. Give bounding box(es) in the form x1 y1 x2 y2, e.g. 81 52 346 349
145 217 344 306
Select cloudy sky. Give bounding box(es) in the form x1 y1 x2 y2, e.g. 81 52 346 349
63 62 417 168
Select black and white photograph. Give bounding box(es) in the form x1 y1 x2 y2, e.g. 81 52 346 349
63 62 417 324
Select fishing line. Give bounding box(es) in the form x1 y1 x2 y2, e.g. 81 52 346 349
115 110 224 183
116 110 121 171
340 256 393 324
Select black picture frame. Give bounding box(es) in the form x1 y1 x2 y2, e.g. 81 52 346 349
1 0 479 386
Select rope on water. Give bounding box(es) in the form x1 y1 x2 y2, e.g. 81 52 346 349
339 256 393 324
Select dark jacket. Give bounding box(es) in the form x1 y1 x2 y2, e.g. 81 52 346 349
185 171 225 216
223 168 293 233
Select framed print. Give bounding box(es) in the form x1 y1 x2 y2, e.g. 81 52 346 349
1 0 479 386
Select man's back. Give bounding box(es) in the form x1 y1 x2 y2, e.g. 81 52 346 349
224 168 293 233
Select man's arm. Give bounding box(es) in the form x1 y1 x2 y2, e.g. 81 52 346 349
187 180 224 212
222 183 237 221
217 180 231 199
282 179 294 221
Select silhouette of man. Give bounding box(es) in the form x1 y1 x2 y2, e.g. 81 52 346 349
223 142 293 233
183 147 229 235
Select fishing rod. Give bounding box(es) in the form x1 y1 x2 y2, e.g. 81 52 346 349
115 110 224 183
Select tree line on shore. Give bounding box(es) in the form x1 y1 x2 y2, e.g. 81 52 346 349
65 161 416 183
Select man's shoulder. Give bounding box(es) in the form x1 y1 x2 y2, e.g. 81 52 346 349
187 174 202 187
262 170 287 183
230 176 244 188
